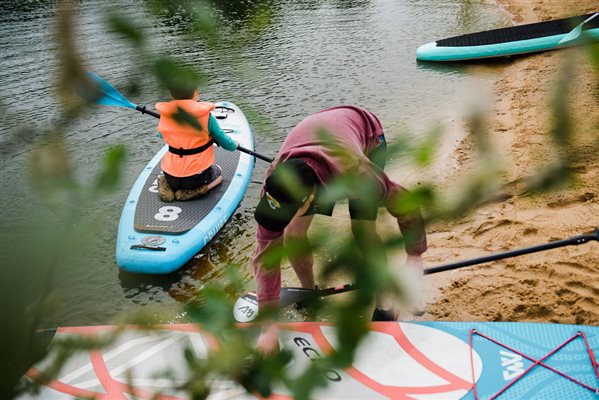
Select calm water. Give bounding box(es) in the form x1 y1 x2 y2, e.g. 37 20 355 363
0 0 510 327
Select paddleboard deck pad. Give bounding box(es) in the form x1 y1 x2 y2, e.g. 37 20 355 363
116 102 254 274
19 322 599 399
417 12 599 61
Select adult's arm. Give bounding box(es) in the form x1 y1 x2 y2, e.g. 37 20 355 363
208 114 238 151
384 180 428 255
354 158 427 255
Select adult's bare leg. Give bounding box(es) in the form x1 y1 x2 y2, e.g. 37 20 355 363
351 219 399 320
284 214 315 289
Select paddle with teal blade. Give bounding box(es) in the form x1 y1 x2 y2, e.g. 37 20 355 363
82 72 274 162
558 12 599 45
83 72 159 118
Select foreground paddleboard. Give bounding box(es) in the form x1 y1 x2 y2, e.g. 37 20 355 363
416 12 599 62
116 102 254 274
19 322 599 399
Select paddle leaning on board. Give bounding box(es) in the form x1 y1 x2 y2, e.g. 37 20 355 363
234 228 599 322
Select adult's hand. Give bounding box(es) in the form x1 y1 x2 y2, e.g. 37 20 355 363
405 253 423 274
256 322 280 355
401 253 426 312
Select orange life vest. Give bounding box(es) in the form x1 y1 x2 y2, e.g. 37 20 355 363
155 100 216 178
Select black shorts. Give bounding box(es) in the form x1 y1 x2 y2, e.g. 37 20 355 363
163 165 222 192
304 135 387 221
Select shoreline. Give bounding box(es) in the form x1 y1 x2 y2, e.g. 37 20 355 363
420 1 599 325
279 1 598 326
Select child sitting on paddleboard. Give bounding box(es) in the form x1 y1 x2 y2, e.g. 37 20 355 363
155 79 238 202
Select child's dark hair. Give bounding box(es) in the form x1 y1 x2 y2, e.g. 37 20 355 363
167 77 196 100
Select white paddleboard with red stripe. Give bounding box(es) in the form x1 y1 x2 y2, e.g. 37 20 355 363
18 322 599 399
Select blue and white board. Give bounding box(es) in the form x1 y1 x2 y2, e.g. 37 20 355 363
116 102 254 274
417 12 599 62
19 322 599 399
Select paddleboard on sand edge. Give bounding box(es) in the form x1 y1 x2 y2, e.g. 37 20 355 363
416 12 599 62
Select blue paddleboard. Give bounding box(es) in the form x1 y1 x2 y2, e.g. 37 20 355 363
19 321 599 399
115 102 254 274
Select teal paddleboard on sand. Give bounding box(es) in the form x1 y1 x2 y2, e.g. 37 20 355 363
417 12 599 62
19 321 599 399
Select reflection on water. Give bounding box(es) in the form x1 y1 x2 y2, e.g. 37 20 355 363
0 0 509 327
416 56 516 75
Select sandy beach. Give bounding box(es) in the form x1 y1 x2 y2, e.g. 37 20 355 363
276 1 598 326
418 1 599 325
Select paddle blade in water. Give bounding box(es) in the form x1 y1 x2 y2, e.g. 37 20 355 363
84 72 138 109
233 292 259 323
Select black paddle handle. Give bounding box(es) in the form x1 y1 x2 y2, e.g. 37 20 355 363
136 105 160 119
238 146 274 163
135 105 273 163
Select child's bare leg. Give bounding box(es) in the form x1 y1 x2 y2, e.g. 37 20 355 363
205 165 223 190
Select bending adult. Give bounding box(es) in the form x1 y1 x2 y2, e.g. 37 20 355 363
252 105 428 353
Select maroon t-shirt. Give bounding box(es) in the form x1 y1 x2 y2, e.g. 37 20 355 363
253 106 427 302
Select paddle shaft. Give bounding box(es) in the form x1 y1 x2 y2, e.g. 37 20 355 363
581 12 599 25
134 105 274 163
423 229 598 275
282 228 599 303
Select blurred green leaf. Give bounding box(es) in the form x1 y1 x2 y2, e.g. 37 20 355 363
106 11 145 47
154 56 205 96
173 106 204 131
186 286 235 334
550 58 574 149
413 126 442 167
94 145 127 191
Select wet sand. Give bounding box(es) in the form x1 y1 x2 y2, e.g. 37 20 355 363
418 1 599 325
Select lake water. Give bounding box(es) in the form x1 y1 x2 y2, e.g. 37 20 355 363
0 0 511 327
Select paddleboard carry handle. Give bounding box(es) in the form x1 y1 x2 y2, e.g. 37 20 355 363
214 105 235 119
130 244 167 251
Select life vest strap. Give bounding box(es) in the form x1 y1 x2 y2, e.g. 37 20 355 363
168 139 214 158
